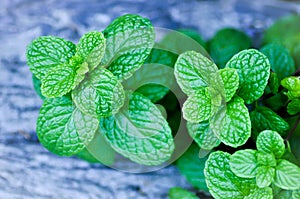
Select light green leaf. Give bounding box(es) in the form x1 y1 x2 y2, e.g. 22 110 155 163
72 67 125 117
257 152 277 167
41 64 75 98
183 87 212 123
204 151 258 199
218 68 239 102
281 76 300 100
176 144 208 191
102 14 155 80
26 36 76 80
256 166 275 188
208 28 251 68
260 43 295 80
274 159 300 190
187 121 220 150
168 187 198 199
74 62 89 88
244 187 273 199
288 99 300 115
76 31 106 70
226 49 270 104
250 106 289 137
99 92 174 165
256 130 285 158
211 96 251 148
229 149 258 178
293 189 300 199
37 96 98 156
174 51 219 95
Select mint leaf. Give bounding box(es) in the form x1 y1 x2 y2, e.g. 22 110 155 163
256 166 275 188
174 51 219 95
288 99 300 115
26 36 76 80
211 96 251 148
176 144 208 191
281 76 300 100
73 62 89 88
229 149 258 178
256 130 285 158
204 151 258 199
72 67 125 117
260 43 295 80
274 159 300 190
102 14 155 80
187 121 220 150
32 75 45 100
99 92 174 165
244 187 273 199
76 31 106 70
37 96 98 156
257 152 276 167
218 68 239 102
168 187 198 199
250 106 289 137
208 28 251 68
293 189 300 199
266 72 280 94
226 49 271 104
41 64 75 98
183 87 212 123
136 84 169 103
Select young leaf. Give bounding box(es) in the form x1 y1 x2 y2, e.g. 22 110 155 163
187 121 220 150
41 64 76 98
218 68 239 102
281 76 300 100
182 87 212 123
73 62 89 88
250 106 289 137
260 43 295 80
244 187 273 199
288 99 300 115
176 144 208 191
76 31 106 70
204 151 259 199
226 49 271 104
102 14 155 80
211 96 251 148
26 36 76 80
229 149 258 178
99 92 174 165
37 96 98 156
168 187 198 199
257 152 277 167
174 51 219 95
72 67 125 117
256 166 275 188
256 130 285 158
274 159 300 190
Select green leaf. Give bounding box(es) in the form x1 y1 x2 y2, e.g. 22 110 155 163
183 87 212 123
208 28 251 68
26 36 76 80
250 106 289 137
266 72 280 94
293 189 300 199
73 62 89 88
274 159 300 190
76 31 106 70
187 121 220 150
226 49 271 104
136 84 169 103
174 51 219 95
41 64 76 98
256 166 275 188
210 96 251 148
176 144 208 191
264 91 289 111
99 92 174 165
256 130 285 158
229 149 258 178
102 14 155 80
72 67 125 117
281 76 300 100
260 43 295 80
204 151 259 199
168 187 198 199
218 68 239 102
145 46 178 66
32 75 45 100
257 152 277 167
288 99 300 115
37 96 98 156
244 187 273 199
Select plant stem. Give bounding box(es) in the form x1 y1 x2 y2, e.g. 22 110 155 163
285 114 300 142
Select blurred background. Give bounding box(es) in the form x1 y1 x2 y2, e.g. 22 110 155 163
0 0 300 198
